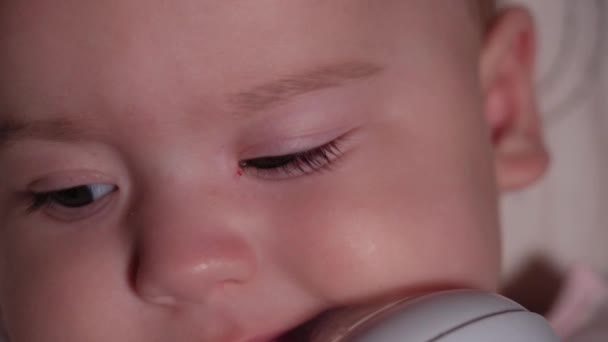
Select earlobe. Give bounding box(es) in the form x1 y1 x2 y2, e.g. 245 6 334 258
480 7 549 191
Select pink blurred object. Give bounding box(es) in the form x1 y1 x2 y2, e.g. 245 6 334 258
546 265 608 339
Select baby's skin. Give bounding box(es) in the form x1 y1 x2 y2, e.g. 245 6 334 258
0 1 547 341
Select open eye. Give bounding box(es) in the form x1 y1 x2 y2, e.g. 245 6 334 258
30 184 117 211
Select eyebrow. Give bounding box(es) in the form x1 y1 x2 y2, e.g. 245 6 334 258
228 61 384 114
0 115 103 148
0 61 384 147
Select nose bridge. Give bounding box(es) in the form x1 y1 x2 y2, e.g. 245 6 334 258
131 186 258 305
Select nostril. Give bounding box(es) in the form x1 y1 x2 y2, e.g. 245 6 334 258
144 294 178 306
139 286 178 306
131 223 258 305
135 280 179 306
133 257 256 306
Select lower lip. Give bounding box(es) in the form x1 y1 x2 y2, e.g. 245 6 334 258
248 315 318 342
245 331 284 342
246 337 279 342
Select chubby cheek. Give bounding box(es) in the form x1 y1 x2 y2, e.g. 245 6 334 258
0 225 140 341
272 119 500 304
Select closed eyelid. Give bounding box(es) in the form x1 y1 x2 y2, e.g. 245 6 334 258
26 170 115 192
238 134 350 181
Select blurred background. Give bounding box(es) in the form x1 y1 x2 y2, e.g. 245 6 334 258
498 0 607 313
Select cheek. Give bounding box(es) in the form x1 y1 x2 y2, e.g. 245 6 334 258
272 117 500 303
0 224 138 341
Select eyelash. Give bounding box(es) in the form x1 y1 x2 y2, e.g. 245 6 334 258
29 193 53 212
27 184 117 214
25 138 345 214
239 138 344 179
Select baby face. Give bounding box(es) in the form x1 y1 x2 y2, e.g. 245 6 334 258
0 0 507 341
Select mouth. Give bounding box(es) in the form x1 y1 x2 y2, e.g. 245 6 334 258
270 320 317 342
273 305 361 342
271 311 332 342
272 297 415 342
243 315 321 342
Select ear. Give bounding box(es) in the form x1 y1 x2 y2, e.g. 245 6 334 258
481 7 549 191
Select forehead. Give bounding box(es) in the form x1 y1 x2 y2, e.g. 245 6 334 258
0 0 477 125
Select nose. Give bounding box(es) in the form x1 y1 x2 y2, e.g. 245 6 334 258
131 200 257 305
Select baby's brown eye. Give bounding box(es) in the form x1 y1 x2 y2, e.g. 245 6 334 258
51 186 104 208
31 184 117 210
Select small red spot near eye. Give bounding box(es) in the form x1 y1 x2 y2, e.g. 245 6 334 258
236 168 244 177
